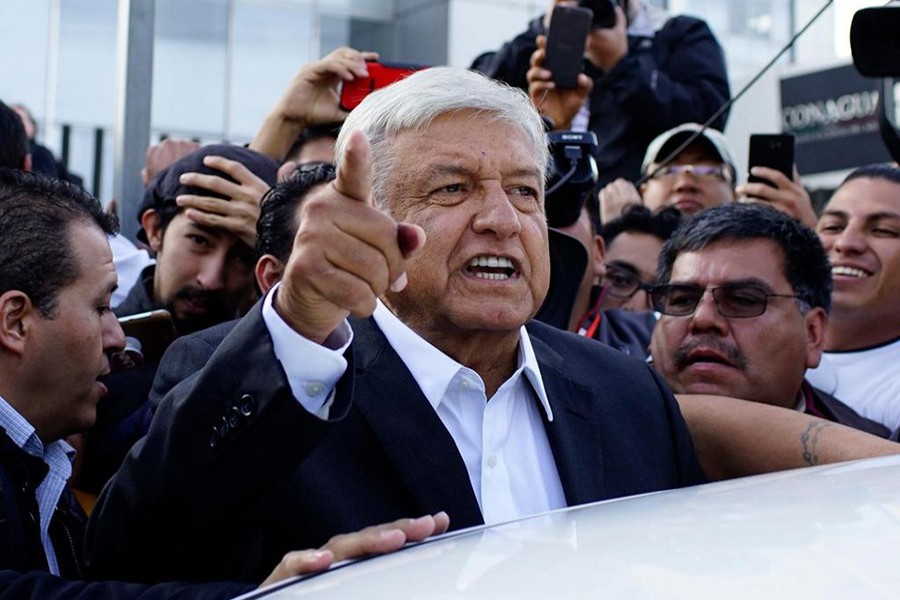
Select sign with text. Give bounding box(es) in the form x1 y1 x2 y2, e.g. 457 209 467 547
780 64 891 174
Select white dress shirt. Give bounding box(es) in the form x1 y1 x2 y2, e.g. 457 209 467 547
261 287 567 524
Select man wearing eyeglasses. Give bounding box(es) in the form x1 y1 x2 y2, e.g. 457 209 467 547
649 203 889 436
597 123 737 223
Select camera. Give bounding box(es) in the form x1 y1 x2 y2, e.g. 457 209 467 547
850 4 900 162
579 0 622 29
545 131 599 228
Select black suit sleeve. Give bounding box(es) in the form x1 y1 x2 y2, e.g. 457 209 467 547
86 308 352 584
0 570 251 600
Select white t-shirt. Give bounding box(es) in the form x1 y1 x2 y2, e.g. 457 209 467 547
806 337 900 432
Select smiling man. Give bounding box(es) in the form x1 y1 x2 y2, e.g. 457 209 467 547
649 203 887 436
88 67 707 584
806 165 900 432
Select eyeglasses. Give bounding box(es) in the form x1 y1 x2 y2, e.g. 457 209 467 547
601 263 655 300
649 284 800 318
649 164 732 183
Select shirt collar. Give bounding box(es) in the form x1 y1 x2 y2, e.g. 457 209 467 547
0 395 76 462
372 301 553 422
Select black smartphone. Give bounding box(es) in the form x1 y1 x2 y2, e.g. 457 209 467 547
544 5 593 89
339 61 428 112
747 134 795 188
118 309 178 363
580 0 619 29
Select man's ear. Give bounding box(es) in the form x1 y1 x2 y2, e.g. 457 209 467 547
0 291 34 356
804 306 828 369
140 209 164 253
255 255 285 295
591 234 606 279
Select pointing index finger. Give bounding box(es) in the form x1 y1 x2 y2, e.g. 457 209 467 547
333 130 374 205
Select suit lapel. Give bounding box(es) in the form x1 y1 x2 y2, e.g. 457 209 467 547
531 333 606 507
350 318 485 529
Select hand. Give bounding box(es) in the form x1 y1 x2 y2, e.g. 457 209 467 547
598 178 642 223
274 130 425 344
735 166 817 229
251 47 378 161
175 154 271 249
584 5 628 72
258 512 450 588
527 35 593 130
141 138 201 186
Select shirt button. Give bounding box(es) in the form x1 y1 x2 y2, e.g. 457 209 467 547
460 378 471 389
487 455 498 468
305 382 325 396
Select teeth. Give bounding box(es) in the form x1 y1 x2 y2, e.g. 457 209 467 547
832 266 869 278
473 272 510 280
469 256 513 269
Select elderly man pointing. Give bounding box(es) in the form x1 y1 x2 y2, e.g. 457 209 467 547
94 68 894 586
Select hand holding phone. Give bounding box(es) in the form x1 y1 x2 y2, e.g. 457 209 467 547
737 133 816 228
747 134 795 188
339 61 428 112
544 5 593 89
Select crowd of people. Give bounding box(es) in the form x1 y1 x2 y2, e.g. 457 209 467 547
1 0 899 596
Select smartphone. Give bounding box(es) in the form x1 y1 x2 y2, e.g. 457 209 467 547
118 309 177 363
747 134 795 188
544 5 593 89
339 61 428 112
580 0 619 29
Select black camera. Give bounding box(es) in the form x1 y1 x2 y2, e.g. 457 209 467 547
545 130 599 228
579 0 621 29
850 4 900 162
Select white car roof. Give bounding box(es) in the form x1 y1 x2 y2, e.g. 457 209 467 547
245 455 900 600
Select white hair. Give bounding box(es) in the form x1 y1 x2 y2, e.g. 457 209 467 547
335 66 549 209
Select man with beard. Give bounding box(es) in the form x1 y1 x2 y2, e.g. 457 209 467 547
74 144 278 494
649 203 888 437
116 143 278 331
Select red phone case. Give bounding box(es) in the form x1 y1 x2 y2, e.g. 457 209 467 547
339 61 428 112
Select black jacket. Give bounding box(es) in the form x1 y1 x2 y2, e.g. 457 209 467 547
0 430 251 599
87 303 704 584
481 14 731 186
0 431 86 578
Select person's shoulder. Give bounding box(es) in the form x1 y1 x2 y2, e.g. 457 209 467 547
526 319 650 369
177 318 242 350
658 14 715 36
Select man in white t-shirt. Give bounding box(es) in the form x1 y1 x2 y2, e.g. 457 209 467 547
806 164 900 432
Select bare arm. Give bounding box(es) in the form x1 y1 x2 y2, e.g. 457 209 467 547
250 47 377 163
676 394 899 481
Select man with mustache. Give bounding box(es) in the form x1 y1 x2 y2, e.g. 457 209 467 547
650 202 888 436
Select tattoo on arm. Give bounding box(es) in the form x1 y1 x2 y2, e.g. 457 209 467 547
800 421 834 466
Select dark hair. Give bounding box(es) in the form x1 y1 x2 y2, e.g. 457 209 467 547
284 123 341 164
256 162 336 262
139 144 279 241
0 168 119 317
657 203 832 313
0 100 28 169
840 163 900 187
601 204 682 246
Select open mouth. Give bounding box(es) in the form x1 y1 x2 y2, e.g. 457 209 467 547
684 350 734 367
832 265 872 279
466 255 518 281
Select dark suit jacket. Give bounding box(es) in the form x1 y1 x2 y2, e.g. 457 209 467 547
87 303 704 584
